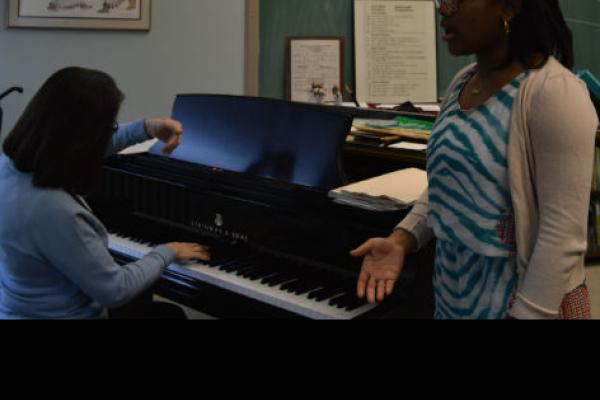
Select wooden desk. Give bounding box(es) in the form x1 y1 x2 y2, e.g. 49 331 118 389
343 142 427 183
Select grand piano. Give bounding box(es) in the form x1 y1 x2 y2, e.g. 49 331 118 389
88 95 434 319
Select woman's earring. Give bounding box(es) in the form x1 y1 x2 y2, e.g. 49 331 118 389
504 19 511 36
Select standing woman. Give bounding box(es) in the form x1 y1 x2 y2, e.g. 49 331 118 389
0 67 210 319
352 0 599 319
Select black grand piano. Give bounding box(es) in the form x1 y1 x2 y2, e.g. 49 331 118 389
89 95 434 319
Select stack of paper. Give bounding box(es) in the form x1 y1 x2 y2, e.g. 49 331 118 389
353 116 434 141
329 168 428 212
389 141 428 151
349 125 401 144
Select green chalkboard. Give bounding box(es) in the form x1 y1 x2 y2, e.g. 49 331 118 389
259 0 355 100
260 0 600 100
560 0 600 77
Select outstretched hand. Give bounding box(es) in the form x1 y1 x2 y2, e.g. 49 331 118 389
350 237 407 304
145 117 184 154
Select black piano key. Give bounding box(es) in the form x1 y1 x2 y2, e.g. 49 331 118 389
207 258 230 268
325 293 347 307
266 273 298 288
207 255 231 263
239 266 265 278
329 293 354 309
218 260 245 271
234 264 260 276
280 279 305 292
284 279 316 294
344 297 369 312
312 287 347 303
295 282 325 296
261 268 286 285
222 261 251 273
278 267 317 289
248 268 279 281
230 261 255 271
307 286 336 301
306 278 332 297
220 264 245 274
260 272 287 285
250 271 279 285
245 269 267 281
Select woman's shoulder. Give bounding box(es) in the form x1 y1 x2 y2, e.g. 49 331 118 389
524 57 595 117
527 57 589 97
524 58 598 141
0 156 94 219
25 185 83 223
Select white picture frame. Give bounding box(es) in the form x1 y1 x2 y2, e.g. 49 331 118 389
288 37 344 104
8 0 152 31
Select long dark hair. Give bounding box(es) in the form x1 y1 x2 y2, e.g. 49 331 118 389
507 0 574 69
3 67 124 194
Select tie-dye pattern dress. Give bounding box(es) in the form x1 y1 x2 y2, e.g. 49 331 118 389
427 67 527 319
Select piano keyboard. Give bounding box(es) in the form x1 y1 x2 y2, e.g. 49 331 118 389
108 233 377 320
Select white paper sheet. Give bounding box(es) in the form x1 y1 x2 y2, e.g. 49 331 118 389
354 0 438 104
389 141 428 151
329 168 428 211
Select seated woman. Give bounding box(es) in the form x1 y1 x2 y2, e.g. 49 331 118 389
0 66 210 319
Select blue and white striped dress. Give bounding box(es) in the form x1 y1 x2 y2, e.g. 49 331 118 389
427 67 527 320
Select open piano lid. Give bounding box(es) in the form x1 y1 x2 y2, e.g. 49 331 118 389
149 95 353 192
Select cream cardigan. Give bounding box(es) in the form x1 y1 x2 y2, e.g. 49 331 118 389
398 57 599 319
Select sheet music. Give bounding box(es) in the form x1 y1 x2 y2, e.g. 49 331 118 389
354 0 437 103
119 138 158 155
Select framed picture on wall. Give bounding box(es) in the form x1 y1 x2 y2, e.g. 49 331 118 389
8 0 152 31
287 37 344 104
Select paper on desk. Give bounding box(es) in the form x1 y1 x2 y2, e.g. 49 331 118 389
389 142 428 151
329 168 428 211
118 139 159 155
356 103 440 113
415 103 441 113
353 116 433 141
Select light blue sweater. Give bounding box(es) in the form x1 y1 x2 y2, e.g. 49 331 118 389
0 120 176 319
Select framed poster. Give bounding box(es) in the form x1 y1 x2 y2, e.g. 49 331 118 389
8 0 152 31
287 37 344 104
354 0 438 103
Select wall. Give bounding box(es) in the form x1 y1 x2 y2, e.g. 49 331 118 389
561 0 600 76
259 0 600 101
0 0 246 138
259 0 471 101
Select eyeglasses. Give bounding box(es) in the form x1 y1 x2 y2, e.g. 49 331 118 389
434 0 462 16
